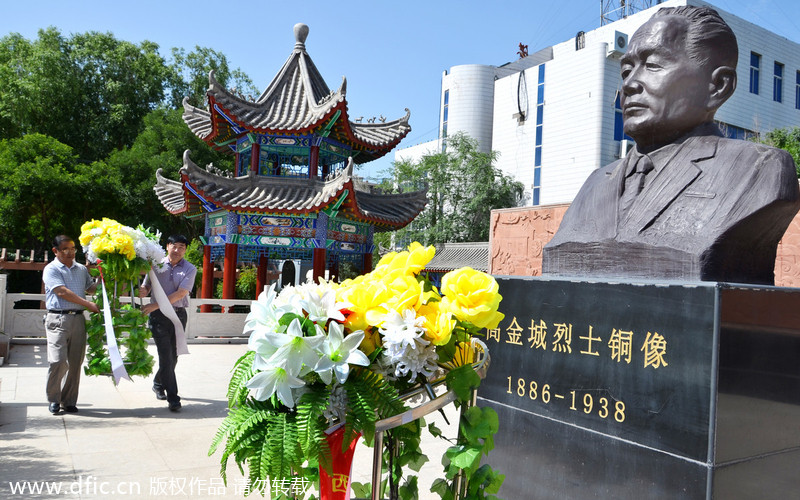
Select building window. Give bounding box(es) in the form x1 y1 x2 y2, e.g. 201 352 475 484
613 94 634 142
575 31 585 51
715 121 757 141
796 71 800 110
441 89 449 148
749 52 760 95
237 149 251 177
533 64 545 206
774 62 784 103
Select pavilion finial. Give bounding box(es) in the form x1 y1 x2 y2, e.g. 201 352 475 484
294 23 309 50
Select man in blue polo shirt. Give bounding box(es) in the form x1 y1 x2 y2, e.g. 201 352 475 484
42 235 100 415
139 234 197 412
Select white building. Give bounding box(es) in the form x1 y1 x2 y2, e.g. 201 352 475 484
396 0 800 206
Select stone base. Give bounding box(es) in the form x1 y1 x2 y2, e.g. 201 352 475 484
478 277 800 499
0 332 9 364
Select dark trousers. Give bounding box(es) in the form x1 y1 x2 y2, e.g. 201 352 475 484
149 308 187 404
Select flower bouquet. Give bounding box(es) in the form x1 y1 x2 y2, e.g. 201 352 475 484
79 218 166 382
211 243 506 499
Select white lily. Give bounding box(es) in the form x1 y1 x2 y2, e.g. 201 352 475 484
273 285 306 316
300 288 347 324
267 318 325 376
315 322 369 385
245 365 305 407
245 284 287 336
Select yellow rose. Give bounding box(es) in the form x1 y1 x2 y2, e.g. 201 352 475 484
100 218 123 237
337 277 390 331
440 267 505 329
371 252 397 279
380 243 436 277
111 233 134 259
418 302 456 346
381 268 423 312
93 237 112 255
400 242 436 274
442 341 476 369
358 327 381 356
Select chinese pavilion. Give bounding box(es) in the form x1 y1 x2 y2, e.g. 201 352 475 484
154 23 427 300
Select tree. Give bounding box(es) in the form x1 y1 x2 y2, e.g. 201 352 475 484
167 46 258 108
390 133 524 245
758 127 800 177
0 134 119 250
69 32 169 160
0 29 260 250
0 28 168 162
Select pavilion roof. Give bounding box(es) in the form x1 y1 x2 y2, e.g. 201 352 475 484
425 242 490 273
182 24 410 163
153 151 428 231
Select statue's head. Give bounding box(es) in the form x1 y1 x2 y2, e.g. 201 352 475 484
620 6 738 149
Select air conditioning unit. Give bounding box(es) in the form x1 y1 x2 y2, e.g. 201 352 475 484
607 31 628 58
619 139 632 158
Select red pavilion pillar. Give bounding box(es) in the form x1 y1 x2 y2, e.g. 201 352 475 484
256 254 269 298
362 252 373 275
250 142 260 174
201 245 213 313
223 243 237 301
313 248 326 283
309 145 319 179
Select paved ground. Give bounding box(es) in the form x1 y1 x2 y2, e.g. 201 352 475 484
0 342 457 499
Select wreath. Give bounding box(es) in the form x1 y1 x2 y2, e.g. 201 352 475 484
79 218 165 380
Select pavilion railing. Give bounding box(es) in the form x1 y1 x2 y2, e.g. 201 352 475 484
1 290 251 341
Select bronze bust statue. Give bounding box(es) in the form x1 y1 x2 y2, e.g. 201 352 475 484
542 6 800 285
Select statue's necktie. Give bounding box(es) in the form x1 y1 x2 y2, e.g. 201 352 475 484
619 154 654 219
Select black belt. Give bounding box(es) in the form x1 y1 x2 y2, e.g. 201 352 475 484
48 309 83 315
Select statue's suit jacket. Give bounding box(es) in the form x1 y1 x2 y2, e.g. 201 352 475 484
543 124 800 284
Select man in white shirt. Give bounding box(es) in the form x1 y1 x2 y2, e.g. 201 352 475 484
42 235 100 415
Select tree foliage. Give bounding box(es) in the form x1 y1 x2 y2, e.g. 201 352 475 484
758 127 800 178
0 134 119 248
0 28 253 251
167 46 258 108
0 28 169 162
391 133 524 245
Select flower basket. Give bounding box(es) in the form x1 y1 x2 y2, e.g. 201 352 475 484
210 243 506 499
79 218 166 383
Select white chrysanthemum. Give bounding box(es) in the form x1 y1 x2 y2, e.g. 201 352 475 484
379 308 438 380
370 356 397 382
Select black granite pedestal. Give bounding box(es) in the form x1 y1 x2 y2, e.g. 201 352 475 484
478 276 800 499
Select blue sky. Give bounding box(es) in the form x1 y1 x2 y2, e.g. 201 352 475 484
3 0 798 179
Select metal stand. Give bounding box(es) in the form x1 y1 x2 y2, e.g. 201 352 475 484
364 342 490 500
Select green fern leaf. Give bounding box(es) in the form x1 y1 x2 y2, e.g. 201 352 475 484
227 350 256 407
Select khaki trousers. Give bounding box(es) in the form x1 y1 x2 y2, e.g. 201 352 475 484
45 313 87 406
